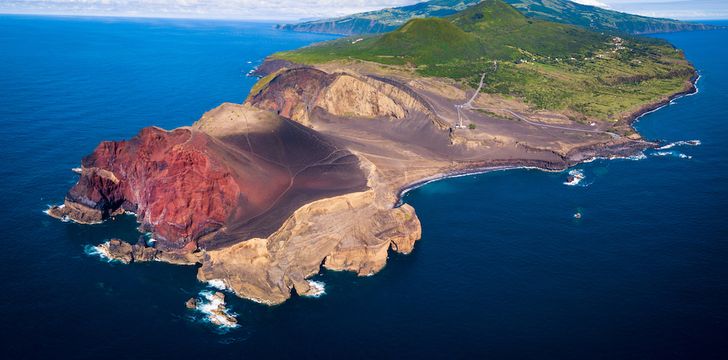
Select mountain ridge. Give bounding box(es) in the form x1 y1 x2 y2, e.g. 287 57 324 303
277 0 720 35
273 0 696 121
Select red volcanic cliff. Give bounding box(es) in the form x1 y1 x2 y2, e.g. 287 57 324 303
49 104 368 252
70 127 238 251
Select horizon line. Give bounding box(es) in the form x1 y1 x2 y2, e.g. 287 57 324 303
0 11 295 23
1 10 728 24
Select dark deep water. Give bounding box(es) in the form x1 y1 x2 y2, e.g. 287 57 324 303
1 15 727 359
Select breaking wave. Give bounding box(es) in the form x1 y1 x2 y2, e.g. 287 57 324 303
43 204 69 222
586 152 647 162
656 140 701 150
624 153 648 161
195 290 239 330
651 151 692 159
205 279 229 291
304 280 326 298
83 244 114 263
564 169 585 186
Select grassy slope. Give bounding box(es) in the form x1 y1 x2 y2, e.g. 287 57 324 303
274 0 694 122
278 0 480 35
279 0 718 36
506 0 718 35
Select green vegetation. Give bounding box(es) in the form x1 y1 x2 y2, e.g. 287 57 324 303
274 0 694 121
278 0 481 35
468 123 477 130
278 0 719 36
248 68 284 99
277 1 604 72
506 0 719 35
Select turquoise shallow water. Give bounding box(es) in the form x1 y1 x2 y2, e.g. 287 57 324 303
0 15 727 359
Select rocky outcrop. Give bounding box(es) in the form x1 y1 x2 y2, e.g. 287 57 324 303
92 238 168 264
185 297 198 309
197 175 421 304
250 58 296 78
247 67 435 126
247 67 335 126
187 291 238 327
52 104 368 253
52 50 668 306
318 74 430 119
132 239 158 262
49 127 238 252
101 239 133 264
53 100 426 305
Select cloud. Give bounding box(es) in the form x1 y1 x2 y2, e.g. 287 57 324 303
605 0 728 20
1 0 726 21
571 0 610 8
0 0 422 20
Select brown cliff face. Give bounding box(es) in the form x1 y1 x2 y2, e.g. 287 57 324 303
247 67 335 126
247 67 437 127
51 59 654 305
50 104 369 252
197 164 422 304
51 127 238 251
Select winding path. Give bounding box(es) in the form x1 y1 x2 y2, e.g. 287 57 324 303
496 109 620 139
458 68 620 139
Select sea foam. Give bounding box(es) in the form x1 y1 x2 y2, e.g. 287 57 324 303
303 280 326 298
205 279 229 291
195 290 239 329
656 140 701 150
564 169 585 186
651 150 692 159
83 244 114 263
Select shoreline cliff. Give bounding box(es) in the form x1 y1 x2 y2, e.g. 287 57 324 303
47 47 698 306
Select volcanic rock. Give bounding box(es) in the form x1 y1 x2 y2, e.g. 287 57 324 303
185 297 198 309
52 57 662 305
56 103 367 253
132 239 158 262
247 67 438 127
101 239 133 264
210 308 237 327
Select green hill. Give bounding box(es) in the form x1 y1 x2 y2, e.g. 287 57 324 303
507 0 716 35
278 0 719 36
273 0 695 121
278 0 610 75
277 0 480 35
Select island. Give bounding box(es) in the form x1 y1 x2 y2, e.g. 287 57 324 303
48 0 698 305
277 0 720 36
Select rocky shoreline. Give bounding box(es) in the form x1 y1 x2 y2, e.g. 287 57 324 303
623 70 700 127
401 68 701 205
49 55 696 306
395 137 655 204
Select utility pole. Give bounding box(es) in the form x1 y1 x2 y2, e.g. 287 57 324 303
455 61 496 129
456 105 463 129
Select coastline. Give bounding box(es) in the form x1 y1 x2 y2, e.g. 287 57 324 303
10 13 728 356
395 71 701 207
395 151 640 207
396 164 547 206
628 70 700 125
45 41 703 307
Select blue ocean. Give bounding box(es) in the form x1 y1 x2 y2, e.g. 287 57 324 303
1 15 726 359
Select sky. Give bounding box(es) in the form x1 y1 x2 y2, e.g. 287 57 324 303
0 0 726 21
576 0 728 20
